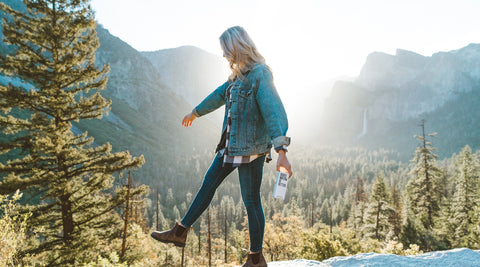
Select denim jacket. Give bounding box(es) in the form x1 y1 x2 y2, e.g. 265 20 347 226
192 63 290 156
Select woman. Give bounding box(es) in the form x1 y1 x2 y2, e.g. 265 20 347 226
151 26 292 267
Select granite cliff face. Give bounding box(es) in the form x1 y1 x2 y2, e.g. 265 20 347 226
355 45 480 121
142 46 229 108
321 44 480 158
95 26 170 114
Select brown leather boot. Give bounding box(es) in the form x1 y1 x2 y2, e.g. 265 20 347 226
242 249 267 267
151 222 189 247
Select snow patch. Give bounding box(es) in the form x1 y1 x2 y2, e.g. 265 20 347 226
263 248 480 267
323 248 480 267
268 259 330 266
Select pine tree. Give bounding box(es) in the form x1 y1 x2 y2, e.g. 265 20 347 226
399 218 420 248
469 206 480 248
0 1 145 265
389 184 402 238
434 197 453 248
220 195 233 264
406 120 442 230
319 197 331 225
350 175 367 237
173 205 181 221
351 201 367 238
362 174 392 241
121 171 133 262
450 145 479 247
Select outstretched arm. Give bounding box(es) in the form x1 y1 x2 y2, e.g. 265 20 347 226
181 81 229 128
182 112 196 127
192 81 229 117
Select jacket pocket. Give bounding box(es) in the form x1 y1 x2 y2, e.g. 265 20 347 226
238 89 253 99
237 88 255 117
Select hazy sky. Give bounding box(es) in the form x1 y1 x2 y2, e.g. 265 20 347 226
91 0 480 93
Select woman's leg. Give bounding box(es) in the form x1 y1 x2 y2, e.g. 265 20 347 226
238 155 266 253
181 154 236 227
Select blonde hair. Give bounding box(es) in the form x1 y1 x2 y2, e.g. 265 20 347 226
220 26 266 81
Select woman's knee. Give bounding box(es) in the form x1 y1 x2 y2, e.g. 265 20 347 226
199 177 218 195
202 168 225 190
242 195 262 210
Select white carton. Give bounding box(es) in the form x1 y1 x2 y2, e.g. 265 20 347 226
272 169 289 200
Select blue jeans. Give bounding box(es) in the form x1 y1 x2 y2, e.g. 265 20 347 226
181 153 266 252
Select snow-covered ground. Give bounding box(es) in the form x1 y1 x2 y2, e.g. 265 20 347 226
267 248 480 267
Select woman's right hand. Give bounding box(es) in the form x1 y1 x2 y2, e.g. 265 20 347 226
182 112 197 127
277 150 293 178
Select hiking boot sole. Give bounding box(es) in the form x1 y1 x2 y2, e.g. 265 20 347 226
150 232 186 247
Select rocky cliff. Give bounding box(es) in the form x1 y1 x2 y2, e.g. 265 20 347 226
141 46 229 108
321 44 480 158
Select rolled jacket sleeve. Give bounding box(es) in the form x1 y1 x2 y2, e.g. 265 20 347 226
193 81 229 117
255 66 291 149
273 137 291 150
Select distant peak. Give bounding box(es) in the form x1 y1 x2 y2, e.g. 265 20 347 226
363 52 395 69
367 51 393 58
395 49 426 58
449 42 480 54
142 45 209 54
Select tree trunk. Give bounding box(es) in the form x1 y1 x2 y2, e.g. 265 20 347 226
133 195 138 224
311 201 315 228
181 247 185 267
329 205 333 234
121 171 132 261
60 196 74 243
208 207 212 267
353 203 357 236
156 189 160 229
375 200 380 240
421 120 433 228
60 194 74 264
58 139 74 264
224 205 228 263
198 222 201 254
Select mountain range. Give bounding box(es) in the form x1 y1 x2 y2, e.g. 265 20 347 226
1 0 479 182
320 44 480 159
76 26 228 186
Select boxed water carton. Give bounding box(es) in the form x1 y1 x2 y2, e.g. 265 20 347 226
273 167 289 200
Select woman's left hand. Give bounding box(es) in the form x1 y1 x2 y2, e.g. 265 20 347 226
182 112 197 127
277 150 293 178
